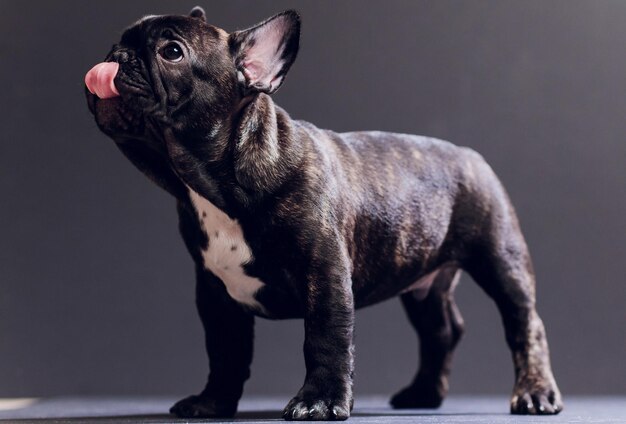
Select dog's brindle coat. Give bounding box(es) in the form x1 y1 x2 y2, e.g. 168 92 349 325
86 7 563 420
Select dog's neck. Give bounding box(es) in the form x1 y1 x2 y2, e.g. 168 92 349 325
232 93 304 194
164 93 304 213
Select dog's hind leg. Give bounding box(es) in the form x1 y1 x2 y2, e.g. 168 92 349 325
463 190 563 415
390 266 464 409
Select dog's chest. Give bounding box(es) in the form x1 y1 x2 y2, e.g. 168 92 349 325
187 189 265 309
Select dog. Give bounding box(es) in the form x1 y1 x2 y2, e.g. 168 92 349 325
85 7 563 420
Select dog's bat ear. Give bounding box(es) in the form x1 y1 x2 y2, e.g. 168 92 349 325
189 6 206 22
230 10 300 95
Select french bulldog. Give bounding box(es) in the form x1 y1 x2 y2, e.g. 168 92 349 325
85 7 563 420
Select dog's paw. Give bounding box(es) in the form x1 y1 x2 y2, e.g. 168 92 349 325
510 385 563 415
169 394 237 418
390 380 444 409
282 396 350 421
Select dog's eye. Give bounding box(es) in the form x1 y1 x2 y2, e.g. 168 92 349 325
160 43 183 62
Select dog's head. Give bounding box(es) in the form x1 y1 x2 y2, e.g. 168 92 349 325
86 7 300 143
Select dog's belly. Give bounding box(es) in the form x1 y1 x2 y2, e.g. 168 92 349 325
187 189 265 311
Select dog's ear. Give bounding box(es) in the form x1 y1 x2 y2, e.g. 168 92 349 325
189 6 206 22
230 10 300 95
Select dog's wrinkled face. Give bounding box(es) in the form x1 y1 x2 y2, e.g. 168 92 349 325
86 7 300 144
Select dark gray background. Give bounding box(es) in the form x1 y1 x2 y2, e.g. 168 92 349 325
1 0 624 399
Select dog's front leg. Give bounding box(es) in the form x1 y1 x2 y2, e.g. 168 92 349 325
170 268 254 418
283 260 355 421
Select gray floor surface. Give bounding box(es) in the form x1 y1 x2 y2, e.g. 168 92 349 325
0 396 625 424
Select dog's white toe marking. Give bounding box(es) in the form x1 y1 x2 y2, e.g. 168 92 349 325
187 188 265 310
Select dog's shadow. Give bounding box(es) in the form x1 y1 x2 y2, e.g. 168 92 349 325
0 412 278 423
0 409 507 423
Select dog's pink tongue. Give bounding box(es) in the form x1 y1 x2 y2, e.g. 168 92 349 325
85 62 120 99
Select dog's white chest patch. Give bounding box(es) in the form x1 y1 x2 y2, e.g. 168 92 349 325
187 188 265 309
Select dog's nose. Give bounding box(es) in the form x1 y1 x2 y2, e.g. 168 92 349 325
109 49 132 63
104 44 135 64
